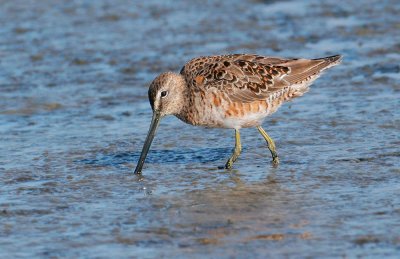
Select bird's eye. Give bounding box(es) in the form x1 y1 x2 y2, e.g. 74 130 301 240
160 91 168 98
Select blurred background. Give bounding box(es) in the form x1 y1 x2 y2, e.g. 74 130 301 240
0 0 399 257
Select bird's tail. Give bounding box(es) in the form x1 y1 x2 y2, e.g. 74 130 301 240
284 54 342 96
313 54 343 70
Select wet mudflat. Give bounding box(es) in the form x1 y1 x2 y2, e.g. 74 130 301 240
1 0 399 257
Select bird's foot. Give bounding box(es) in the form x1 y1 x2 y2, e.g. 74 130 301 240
225 159 234 170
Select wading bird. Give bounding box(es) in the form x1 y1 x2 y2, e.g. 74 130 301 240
134 54 342 174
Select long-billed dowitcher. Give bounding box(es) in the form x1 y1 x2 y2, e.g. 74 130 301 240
134 54 342 174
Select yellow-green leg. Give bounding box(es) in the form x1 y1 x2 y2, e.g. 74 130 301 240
225 129 242 169
257 126 279 166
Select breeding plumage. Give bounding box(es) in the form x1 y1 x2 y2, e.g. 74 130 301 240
135 54 342 174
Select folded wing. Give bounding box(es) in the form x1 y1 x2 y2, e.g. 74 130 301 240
180 54 342 103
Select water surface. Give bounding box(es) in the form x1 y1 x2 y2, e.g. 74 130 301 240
1 0 399 257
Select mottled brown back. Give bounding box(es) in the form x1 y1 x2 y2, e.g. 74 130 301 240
180 54 342 103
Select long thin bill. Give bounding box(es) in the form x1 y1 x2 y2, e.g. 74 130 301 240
134 111 161 174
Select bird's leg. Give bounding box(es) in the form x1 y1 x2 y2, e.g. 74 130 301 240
225 129 242 169
257 126 279 166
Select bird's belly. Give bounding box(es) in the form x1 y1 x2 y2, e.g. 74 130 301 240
178 111 267 129
219 111 268 129
179 97 270 129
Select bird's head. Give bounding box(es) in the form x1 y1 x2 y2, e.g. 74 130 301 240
134 72 186 174
148 72 186 117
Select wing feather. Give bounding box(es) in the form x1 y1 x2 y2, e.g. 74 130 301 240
181 54 342 103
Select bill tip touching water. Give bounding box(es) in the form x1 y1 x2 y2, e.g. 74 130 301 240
134 54 342 174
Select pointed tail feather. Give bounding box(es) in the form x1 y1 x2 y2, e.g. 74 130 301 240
283 55 342 85
284 54 342 97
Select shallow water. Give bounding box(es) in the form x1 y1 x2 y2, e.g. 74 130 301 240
1 0 399 257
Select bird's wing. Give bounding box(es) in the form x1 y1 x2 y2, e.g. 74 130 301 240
180 54 342 102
